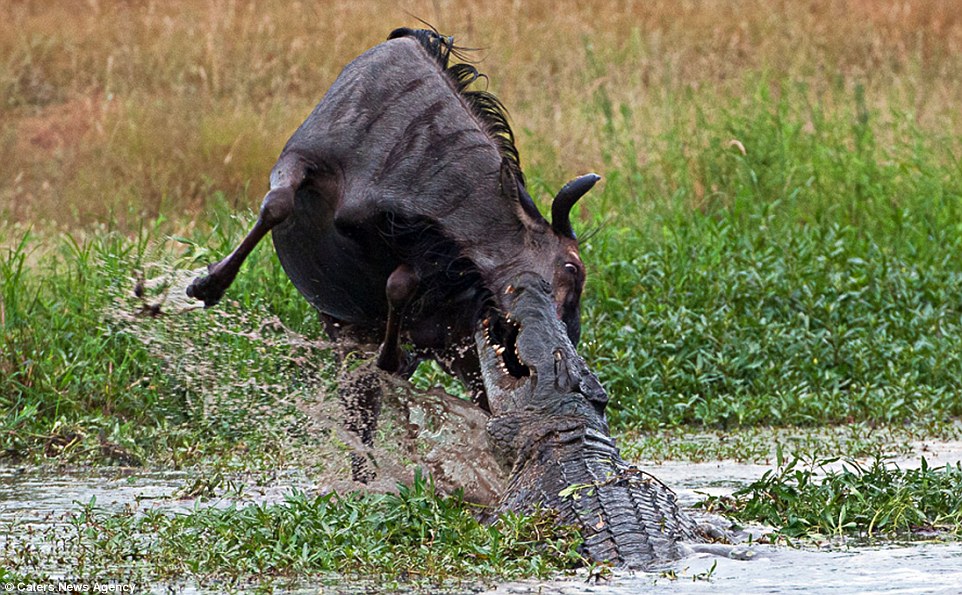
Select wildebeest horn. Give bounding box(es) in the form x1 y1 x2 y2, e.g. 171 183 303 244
551 173 601 239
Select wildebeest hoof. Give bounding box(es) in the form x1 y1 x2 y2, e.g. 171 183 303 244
376 346 419 376
185 271 225 308
375 346 400 373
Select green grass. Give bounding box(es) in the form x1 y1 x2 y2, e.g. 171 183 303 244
1 472 584 590
582 214 962 429
0 210 327 467
577 79 962 429
700 453 962 540
1 225 171 461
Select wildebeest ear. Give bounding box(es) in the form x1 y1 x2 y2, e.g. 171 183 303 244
500 159 546 224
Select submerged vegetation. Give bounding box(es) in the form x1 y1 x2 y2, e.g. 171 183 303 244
2 0 962 587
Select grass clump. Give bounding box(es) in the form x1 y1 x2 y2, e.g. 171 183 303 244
3 472 583 589
0 225 171 462
701 454 962 540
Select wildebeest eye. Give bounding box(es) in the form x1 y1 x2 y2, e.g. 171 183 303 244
564 262 579 275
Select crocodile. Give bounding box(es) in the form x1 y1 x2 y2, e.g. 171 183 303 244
475 272 703 568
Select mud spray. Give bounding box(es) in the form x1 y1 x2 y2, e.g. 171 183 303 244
116 264 505 503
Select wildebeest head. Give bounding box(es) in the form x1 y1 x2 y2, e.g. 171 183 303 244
376 28 600 354
497 164 600 347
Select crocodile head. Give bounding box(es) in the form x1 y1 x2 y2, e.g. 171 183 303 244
474 274 701 568
475 272 610 465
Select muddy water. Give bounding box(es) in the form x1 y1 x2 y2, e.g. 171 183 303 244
2 447 962 594
490 543 962 594
0 467 317 520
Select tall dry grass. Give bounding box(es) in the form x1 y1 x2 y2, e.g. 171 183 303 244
2 0 961 226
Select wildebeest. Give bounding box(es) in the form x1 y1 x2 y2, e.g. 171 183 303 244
187 27 599 479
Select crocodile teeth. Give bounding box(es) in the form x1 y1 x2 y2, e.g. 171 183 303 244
495 346 505 356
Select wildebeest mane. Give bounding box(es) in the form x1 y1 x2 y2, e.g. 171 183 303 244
387 27 525 187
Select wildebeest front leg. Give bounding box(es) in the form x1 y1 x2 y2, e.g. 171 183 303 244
186 156 307 306
376 263 419 373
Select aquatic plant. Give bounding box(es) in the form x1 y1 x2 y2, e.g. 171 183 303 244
0 472 583 588
700 453 962 539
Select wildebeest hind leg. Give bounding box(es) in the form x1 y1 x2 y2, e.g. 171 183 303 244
186 156 307 307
